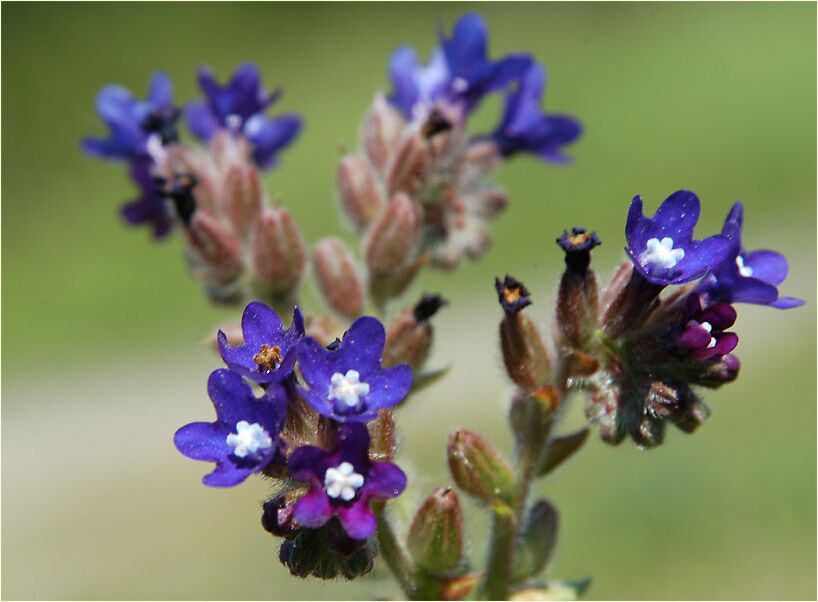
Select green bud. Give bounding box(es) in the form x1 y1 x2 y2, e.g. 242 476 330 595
407 487 464 572
447 429 514 503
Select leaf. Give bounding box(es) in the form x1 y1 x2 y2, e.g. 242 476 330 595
536 429 589 477
512 500 558 583
411 366 451 393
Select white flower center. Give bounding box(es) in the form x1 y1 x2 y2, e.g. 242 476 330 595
225 113 243 131
324 461 365 501
452 77 469 92
736 255 753 277
226 421 273 459
641 237 685 270
328 370 370 408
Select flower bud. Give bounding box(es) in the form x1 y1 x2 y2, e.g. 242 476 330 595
556 228 601 349
221 163 263 235
602 266 664 339
261 495 297 537
475 188 509 220
312 237 365 319
363 94 405 175
251 207 307 296
496 276 551 392
407 487 464 573
512 500 558 583
383 294 448 370
447 429 514 503
365 192 422 276
184 210 244 284
694 353 740 387
305 313 342 347
337 155 385 231
387 133 431 196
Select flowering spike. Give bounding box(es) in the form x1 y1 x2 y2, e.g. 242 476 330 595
407 487 464 572
312 237 365 319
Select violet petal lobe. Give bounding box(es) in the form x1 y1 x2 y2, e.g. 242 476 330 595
293 489 334 529
363 461 407 499
337 503 378 540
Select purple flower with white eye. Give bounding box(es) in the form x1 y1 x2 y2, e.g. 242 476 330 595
218 302 305 385
387 13 531 119
174 369 286 487
119 161 173 238
288 423 407 540
696 202 804 309
625 190 731 286
677 294 738 361
83 72 179 161
492 63 581 163
184 63 302 169
296 317 413 423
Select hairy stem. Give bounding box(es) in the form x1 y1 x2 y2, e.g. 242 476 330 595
375 505 417 599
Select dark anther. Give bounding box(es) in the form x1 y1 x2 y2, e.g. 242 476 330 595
326 338 342 351
141 107 181 145
413 293 449 323
494 274 532 313
421 108 453 139
161 172 198 227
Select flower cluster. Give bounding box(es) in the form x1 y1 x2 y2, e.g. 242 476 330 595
84 64 304 304
337 12 581 294
175 302 413 576
496 190 802 448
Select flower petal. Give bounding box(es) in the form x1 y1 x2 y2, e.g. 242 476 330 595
744 250 789 287
174 421 230 461
245 113 302 169
184 101 220 141
293 489 334 529
337 501 377 540
364 462 407 499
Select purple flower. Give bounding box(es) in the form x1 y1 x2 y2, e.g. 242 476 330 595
218 302 305 385
387 13 531 119
83 72 179 161
120 161 173 238
495 274 533 313
184 63 302 169
296 316 412 422
625 190 731 286
696 202 804 309
174 369 286 487
288 423 407 539
677 294 738 361
492 63 581 163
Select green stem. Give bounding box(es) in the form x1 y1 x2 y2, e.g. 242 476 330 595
375 505 416 600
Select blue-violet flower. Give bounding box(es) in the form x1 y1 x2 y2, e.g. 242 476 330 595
120 161 173 238
218 302 305 385
185 63 302 169
83 72 178 161
288 423 407 539
296 316 413 422
625 190 731 285
696 202 804 309
174 369 286 487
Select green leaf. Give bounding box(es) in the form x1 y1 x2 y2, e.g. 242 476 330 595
512 500 558 583
411 366 451 394
536 429 589 477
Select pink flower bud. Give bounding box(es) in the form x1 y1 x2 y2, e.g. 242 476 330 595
387 133 431 196
251 207 307 295
363 94 405 175
336 155 385 231
312 237 365 319
364 193 422 276
185 210 244 283
221 164 263 235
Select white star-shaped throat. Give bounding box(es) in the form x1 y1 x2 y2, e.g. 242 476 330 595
328 370 370 408
641 237 685 270
226 421 273 459
324 462 365 501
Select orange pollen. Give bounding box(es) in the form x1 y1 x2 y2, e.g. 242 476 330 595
568 232 591 246
253 344 283 372
503 287 522 304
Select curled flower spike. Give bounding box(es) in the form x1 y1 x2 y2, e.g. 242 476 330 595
217 302 305 384
492 63 582 163
387 13 532 120
677 294 738 361
83 72 178 161
296 316 413 422
288 423 407 540
174 369 286 487
495 274 533 313
185 63 302 168
696 202 805 309
625 190 731 285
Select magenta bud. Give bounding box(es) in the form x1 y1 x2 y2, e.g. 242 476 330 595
363 94 405 175
221 164 263 235
185 210 244 283
447 429 514 503
387 133 431 196
407 487 464 572
364 192 422 276
337 155 385 231
312 237 365 319
251 207 307 295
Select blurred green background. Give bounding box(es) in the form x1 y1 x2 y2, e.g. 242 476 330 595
3 2 815 600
